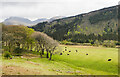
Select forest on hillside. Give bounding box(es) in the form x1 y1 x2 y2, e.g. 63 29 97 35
31 6 118 45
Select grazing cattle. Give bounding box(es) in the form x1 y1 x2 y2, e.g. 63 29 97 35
65 47 67 48
86 53 88 55
60 53 62 55
108 59 111 61
63 51 64 53
69 51 71 52
65 49 67 51
67 54 69 55
76 50 78 52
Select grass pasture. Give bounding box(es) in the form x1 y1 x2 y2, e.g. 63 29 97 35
2 45 118 75
53 45 118 75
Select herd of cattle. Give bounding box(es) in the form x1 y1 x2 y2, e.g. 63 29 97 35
59 47 88 56
59 47 111 61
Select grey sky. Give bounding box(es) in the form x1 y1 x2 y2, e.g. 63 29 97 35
0 0 119 22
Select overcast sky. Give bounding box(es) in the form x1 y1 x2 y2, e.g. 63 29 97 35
0 0 119 22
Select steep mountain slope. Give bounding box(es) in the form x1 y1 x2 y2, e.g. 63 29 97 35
31 6 118 42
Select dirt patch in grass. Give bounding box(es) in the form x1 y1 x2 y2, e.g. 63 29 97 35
22 53 40 59
2 65 41 75
26 61 40 66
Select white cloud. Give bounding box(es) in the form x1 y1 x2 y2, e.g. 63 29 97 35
0 0 119 22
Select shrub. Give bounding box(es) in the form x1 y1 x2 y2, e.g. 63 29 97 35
109 40 116 48
94 40 100 46
102 40 116 48
4 51 12 59
83 43 92 46
116 42 120 45
60 40 68 45
13 47 24 56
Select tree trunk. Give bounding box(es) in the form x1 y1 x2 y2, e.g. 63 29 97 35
49 52 52 60
31 43 32 51
47 51 49 58
6 41 8 46
35 46 37 51
6 41 7 46
25 43 27 49
8 42 11 52
40 52 42 58
22 43 25 49
42 49 44 55
18 43 20 48
27 43 29 50
16 42 20 48
46 49 49 58
21 44 23 49
37 44 39 51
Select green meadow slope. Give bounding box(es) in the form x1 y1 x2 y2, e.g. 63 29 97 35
2 45 118 75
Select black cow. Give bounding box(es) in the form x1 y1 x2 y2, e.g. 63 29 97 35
108 59 111 61
65 49 67 51
60 53 62 55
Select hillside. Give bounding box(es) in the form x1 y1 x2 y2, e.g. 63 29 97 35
31 6 118 43
3 17 48 26
3 16 65 26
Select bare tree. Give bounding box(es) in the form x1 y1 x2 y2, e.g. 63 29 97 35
43 34 59 60
31 31 59 60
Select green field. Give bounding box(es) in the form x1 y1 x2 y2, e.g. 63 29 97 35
2 45 118 75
